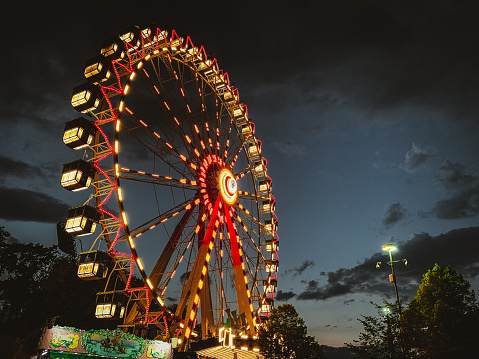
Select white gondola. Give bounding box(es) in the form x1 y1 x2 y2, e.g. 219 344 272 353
263 279 278 294
258 178 271 193
248 141 261 157
95 292 126 319
253 158 267 175
264 218 278 234
71 82 102 113
63 117 96 150
84 55 111 84
61 159 95 191
65 205 100 236
265 238 279 252
265 259 279 273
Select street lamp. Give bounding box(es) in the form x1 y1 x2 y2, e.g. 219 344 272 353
376 244 407 312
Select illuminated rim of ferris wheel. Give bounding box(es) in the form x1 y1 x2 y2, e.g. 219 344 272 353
60 24 279 347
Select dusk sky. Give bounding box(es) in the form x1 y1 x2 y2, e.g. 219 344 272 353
2 0 479 347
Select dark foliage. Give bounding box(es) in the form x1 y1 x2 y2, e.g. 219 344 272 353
258 304 325 359
0 226 112 355
347 264 479 359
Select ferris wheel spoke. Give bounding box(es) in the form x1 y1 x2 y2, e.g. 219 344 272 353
157 228 198 298
227 139 247 168
237 191 269 203
149 204 197 288
119 123 192 178
124 72 200 179
236 203 272 240
230 209 270 283
235 166 253 181
134 205 198 312
233 221 266 265
149 64 194 125
118 168 199 190
136 67 197 158
220 123 237 160
128 196 199 240
173 63 201 118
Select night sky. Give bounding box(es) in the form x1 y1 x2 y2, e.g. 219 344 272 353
2 0 479 347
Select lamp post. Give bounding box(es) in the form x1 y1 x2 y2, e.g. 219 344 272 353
376 244 407 312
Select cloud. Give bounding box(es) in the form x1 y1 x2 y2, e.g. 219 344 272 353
297 280 352 301
429 161 479 219
6 1 479 144
0 186 69 223
382 203 408 229
294 227 479 301
399 143 436 172
0 155 47 183
432 192 479 220
285 260 315 277
179 271 191 283
233 0 479 130
272 139 306 157
276 290 297 302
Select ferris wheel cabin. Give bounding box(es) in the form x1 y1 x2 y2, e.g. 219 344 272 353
63 117 96 150
65 205 101 236
84 55 112 84
71 82 103 113
61 159 95 192
95 292 127 320
77 250 112 280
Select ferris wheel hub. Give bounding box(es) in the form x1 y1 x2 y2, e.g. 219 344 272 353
217 167 238 206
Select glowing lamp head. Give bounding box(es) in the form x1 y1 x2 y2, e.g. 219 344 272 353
217 168 238 205
382 244 397 252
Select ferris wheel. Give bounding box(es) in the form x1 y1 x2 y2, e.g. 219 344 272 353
60 24 279 350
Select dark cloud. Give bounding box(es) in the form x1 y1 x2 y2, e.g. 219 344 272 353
0 155 47 183
382 203 408 229
429 161 479 219
179 271 190 283
432 190 479 220
295 227 479 301
399 143 436 172
437 161 477 190
0 186 69 223
276 290 297 302
7 1 479 138
232 1 479 131
285 260 315 277
297 280 352 301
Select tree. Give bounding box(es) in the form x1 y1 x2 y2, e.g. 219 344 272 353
346 302 403 359
399 264 479 359
348 264 479 359
0 226 59 324
258 304 324 359
0 227 110 355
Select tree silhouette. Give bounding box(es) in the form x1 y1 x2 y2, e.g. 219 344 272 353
399 264 479 358
348 264 479 359
258 303 324 359
0 226 111 355
346 302 402 359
